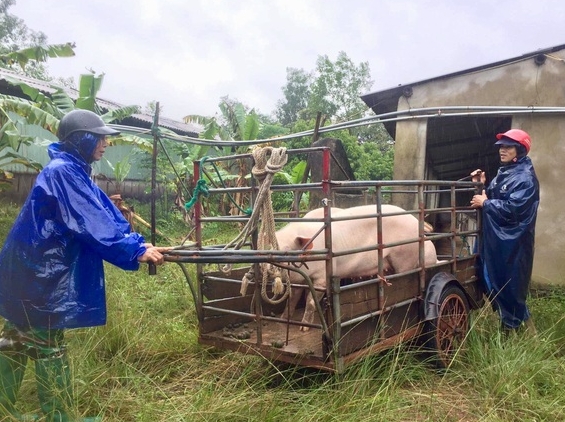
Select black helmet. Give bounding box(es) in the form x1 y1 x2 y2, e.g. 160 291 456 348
58 110 120 141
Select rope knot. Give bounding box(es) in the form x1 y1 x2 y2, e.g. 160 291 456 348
185 179 210 210
223 146 291 305
240 269 255 296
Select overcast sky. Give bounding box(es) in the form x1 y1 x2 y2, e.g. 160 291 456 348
11 0 565 122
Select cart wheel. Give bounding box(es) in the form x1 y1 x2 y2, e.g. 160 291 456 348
424 284 470 369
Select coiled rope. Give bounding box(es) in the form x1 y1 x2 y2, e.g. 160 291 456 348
222 146 291 305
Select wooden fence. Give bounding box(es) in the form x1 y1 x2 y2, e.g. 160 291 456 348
2 172 161 203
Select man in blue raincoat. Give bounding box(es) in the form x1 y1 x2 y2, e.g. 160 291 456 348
0 110 169 421
470 129 539 332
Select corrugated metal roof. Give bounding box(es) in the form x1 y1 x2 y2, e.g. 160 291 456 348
124 113 200 137
0 67 64 94
0 67 200 137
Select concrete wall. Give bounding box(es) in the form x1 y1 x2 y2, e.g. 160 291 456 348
392 49 565 285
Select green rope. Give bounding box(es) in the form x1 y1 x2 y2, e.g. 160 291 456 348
184 156 251 215
184 156 210 211
184 178 210 209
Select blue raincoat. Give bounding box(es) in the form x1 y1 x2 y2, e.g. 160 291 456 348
477 156 539 329
0 142 147 329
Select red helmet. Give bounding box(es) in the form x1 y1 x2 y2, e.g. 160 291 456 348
495 129 531 154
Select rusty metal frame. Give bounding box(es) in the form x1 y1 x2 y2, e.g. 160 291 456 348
166 146 482 372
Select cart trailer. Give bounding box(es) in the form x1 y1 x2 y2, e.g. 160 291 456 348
166 147 484 372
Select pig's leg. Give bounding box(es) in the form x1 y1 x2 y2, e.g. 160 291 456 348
424 240 438 265
300 289 325 332
280 286 302 321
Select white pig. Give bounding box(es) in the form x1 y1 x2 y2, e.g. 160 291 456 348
276 204 438 330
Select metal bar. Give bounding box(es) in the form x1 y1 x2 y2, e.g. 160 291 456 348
248 159 264 346
271 263 330 335
193 159 204 323
202 305 256 319
175 263 198 307
114 106 565 148
319 147 340 365
374 187 386 341
340 297 418 328
181 148 486 371
450 185 458 273
148 103 159 275
418 183 426 293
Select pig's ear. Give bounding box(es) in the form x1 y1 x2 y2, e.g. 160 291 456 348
296 236 313 250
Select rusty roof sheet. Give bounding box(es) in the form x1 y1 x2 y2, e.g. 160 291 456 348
0 67 200 138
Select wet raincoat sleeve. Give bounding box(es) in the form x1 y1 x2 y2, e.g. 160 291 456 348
483 178 538 229
0 146 151 329
44 162 147 270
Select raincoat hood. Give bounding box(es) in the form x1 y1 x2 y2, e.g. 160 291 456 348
57 131 101 165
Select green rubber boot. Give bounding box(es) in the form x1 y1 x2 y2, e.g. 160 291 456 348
0 351 39 421
35 354 100 422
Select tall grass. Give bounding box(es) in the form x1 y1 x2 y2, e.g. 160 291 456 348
2 200 565 421
31 265 565 421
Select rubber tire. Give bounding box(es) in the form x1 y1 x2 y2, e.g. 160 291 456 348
423 284 470 369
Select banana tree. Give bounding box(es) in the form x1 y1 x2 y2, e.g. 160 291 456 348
0 42 76 70
184 97 260 215
0 96 59 188
0 71 149 190
50 73 151 151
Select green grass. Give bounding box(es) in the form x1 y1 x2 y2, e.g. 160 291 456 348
2 200 565 421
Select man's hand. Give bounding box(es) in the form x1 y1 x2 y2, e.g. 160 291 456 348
138 245 173 265
470 169 486 184
470 189 488 208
